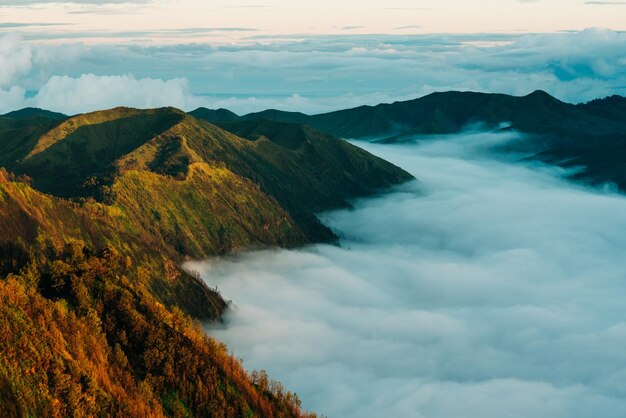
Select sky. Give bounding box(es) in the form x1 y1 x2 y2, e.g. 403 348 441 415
187 134 626 418
2 0 626 43
0 1 625 113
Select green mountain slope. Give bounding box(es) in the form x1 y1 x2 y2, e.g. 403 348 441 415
0 105 413 416
4 107 412 243
0 106 412 313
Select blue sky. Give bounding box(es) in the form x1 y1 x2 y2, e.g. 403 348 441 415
0 1 626 114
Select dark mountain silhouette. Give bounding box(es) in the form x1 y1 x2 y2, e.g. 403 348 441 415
192 90 626 189
2 107 68 121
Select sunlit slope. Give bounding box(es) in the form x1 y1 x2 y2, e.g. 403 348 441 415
0 105 414 416
6 107 412 243
0 170 225 320
0 244 309 417
111 163 304 257
168 117 414 240
13 107 185 197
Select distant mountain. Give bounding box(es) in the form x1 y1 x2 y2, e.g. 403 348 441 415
2 107 68 121
193 90 626 139
192 90 626 190
188 107 239 123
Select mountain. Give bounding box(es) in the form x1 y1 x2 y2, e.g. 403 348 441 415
2 107 68 121
192 90 626 190
193 90 626 139
5 106 411 241
187 107 239 123
0 106 412 416
0 106 412 310
0 111 66 167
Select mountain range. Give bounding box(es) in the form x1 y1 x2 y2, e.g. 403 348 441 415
2 89 626 416
191 90 626 190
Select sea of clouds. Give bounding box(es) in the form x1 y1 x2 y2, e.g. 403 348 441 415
1 28 626 114
187 132 626 418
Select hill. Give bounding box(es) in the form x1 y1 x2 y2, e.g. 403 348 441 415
0 106 412 311
192 90 626 140
2 107 68 121
192 91 626 190
5 107 412 243
0 106 412 416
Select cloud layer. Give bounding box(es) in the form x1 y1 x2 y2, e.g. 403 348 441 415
187 133 626 418
1 28 626 115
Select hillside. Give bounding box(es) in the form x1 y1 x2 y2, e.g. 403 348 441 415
192 90 626 190
0 106 412 416
5 107 412 242
192 90 626 140
0 106 412 312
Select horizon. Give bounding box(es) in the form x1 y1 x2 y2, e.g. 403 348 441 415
1 1 626 115
3 88 622 118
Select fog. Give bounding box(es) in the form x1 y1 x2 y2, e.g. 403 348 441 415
186 132 626 418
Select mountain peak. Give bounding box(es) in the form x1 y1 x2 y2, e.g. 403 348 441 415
2 107 67 121
25 107 186 160
189 107 240 123
525 89 560 101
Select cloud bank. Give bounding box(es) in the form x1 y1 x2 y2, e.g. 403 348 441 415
187 133 626 418
33 74 202 115
1 28 626 115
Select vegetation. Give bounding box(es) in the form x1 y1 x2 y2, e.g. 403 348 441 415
0 106 412 415
0 240 312 417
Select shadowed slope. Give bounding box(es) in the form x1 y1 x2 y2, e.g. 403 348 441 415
193 90 626 190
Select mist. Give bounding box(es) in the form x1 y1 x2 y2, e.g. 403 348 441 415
186 131 626 418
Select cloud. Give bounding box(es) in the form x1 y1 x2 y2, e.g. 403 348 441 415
0 34 33 88
187 132 626 418
30 74 203 114
1 29 626 115
585 1 626 5
0 23 68 28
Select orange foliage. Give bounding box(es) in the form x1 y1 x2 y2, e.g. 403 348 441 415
0 241 313 417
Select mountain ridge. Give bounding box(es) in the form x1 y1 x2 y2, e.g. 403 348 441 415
0 105 413 305
0 105 413 416
191 90 626 190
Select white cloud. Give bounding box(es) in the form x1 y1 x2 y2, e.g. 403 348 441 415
1 29 626 114
0 86 28 113
187 132 626 418
0 34 32 87
30 73 202 114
